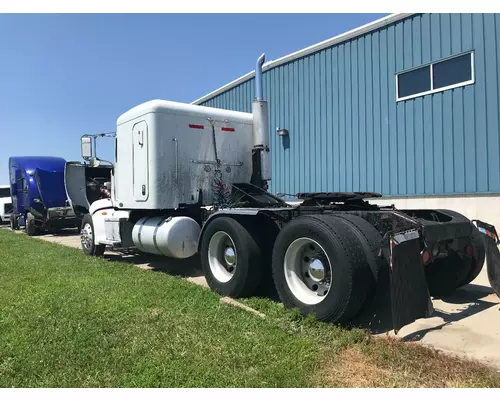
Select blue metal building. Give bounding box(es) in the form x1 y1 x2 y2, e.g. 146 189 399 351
194 13 500 200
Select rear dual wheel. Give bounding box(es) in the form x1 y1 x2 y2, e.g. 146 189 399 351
200 213 382 324
272 214 379 323
200 217 263 298
425 222 487 298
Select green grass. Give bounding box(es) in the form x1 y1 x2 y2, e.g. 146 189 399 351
0 229 499 388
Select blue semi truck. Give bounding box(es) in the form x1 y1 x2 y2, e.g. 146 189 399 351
8 156 80 235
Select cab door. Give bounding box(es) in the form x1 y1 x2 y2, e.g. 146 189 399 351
132 121 149 201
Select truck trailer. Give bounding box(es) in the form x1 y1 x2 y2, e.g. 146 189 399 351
9 156 80 235
65 54 500 332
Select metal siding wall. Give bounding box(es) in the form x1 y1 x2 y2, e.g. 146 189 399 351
200 13 500 196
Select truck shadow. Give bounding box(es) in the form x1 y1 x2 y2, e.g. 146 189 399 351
54 228 81 236
103 251 204 278
399 289 500 342
40 228 80 237
101 248 498 341
350 267 499 338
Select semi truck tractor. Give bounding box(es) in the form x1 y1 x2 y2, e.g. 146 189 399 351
9 156 80 235
65 54 500 332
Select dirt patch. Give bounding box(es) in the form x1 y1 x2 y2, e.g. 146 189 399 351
315 336 500 388
318 348 390 387
147 308 164 317
359 337 499 387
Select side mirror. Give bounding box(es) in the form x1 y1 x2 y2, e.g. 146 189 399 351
81 136 93 159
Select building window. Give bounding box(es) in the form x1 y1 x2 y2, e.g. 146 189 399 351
397 66 431 99
396 52 474 101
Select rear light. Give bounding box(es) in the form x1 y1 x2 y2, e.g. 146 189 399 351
466 244 473 256
421 249 431 264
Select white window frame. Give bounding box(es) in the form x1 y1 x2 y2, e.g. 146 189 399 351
395 51 475 102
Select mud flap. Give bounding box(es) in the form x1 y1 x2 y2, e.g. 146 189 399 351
389 229 434 334
473 220 500 297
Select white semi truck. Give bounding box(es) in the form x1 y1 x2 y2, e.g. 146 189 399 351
65 54 500 332
0 185 13 224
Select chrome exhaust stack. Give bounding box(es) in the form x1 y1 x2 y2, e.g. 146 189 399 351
255 53 265 101
251 53 271 188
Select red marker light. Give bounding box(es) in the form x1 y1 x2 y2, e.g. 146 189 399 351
421 249 431 264
466 245 473 256
221 127 235 132
189 124 204 129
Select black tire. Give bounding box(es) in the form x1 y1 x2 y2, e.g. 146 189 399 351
333 213 384 304
426 220 486 297
271 214 374 324
26 212 39 236
81 214 105 256
333 213 384 279
10 214 19 230
200 216 263 298
424 211 478 297
457 224 486 287
51 226 62 235
425 253 473 297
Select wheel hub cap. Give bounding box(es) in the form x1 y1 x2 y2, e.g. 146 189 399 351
283 237 333 305
308 258 325 282
224 246 236 266
208 231 237 283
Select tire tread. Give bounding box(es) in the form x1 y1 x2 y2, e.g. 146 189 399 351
272 213 374 323
200 216 262 298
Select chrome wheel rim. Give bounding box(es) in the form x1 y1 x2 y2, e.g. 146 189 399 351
81 222 93 251
284 237 332 305
208 231 237 283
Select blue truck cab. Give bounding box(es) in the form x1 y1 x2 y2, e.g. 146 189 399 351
9 156 80 235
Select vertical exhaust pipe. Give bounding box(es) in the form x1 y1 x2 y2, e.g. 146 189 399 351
255 53 265 101
251 53 271 188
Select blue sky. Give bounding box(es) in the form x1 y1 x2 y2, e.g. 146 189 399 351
0 13 387 184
